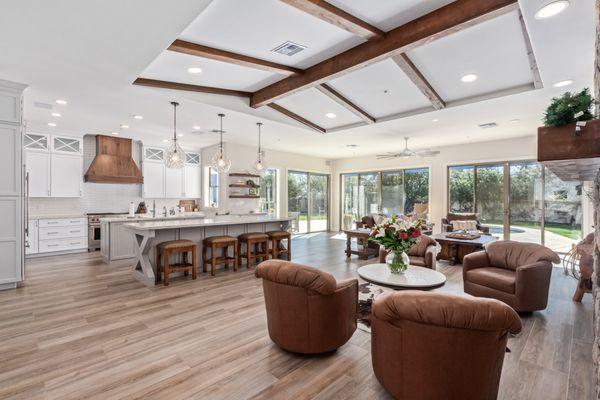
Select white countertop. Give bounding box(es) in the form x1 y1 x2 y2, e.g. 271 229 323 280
124 216 293 231
30 213 87 220
99 212 205 223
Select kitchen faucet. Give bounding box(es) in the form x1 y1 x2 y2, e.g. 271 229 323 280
162 206 167 217
151 200 156 218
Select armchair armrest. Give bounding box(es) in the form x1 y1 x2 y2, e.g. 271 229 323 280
424 245 437 269
477 224 490 234
336 278 358 292
462 251 490 276
515 261 552 294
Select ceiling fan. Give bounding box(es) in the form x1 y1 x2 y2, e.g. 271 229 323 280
189 129 228 136
376 137 440 159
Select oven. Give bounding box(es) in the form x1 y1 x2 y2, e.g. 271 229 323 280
87 213 126 251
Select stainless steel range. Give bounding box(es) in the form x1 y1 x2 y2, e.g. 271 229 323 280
87 212 127 251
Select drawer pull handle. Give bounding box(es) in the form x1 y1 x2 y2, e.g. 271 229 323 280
70 242 80 245
47 244 59 247
47 222 58 224
69 230 80 233
47 232 59 235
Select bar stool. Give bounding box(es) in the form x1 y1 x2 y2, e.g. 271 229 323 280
155 240 197 286
238 232 269 268
202 236 238 276
267 231 291 260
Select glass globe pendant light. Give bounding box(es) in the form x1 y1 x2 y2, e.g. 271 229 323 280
210 113 231 173
253 122 267 176
165 101 185 169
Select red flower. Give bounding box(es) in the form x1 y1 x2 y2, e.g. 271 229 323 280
399 232 409 240
412 229 421 238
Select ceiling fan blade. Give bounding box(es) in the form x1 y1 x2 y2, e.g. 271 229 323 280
376 154 397 159
415 149 440 157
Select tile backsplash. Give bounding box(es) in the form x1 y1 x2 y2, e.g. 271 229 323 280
28 135 197 216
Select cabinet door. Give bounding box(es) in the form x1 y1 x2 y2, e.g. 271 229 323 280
0 125 21 196
50 154 82 197
165 167 183 198
26 152 50 197
184 165 201 198
143 162 165 198
109 223 136 260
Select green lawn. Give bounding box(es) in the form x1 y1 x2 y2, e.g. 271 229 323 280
298 215 327 221
512 222 581 240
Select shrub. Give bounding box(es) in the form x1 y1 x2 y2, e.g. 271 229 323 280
543 88 595 127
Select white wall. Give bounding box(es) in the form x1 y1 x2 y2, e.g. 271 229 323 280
202 142 331 217
330 136 538 232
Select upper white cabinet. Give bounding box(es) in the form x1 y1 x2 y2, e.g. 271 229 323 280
24 133 83 198
142 147 201 199
0 84 22 124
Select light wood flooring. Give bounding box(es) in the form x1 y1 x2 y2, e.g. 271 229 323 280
0 232 594 400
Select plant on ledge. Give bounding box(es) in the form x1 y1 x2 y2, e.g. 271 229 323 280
369 215 422 274
543 88 595 128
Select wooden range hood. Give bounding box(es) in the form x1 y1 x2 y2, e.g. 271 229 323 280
84 135 143 184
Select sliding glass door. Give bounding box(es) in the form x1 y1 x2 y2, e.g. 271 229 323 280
475 164 505 239
509 162 543 245
544 168 582 253
381 171 404 216
358 173 379 216
341 174 359 230
288 171 330 233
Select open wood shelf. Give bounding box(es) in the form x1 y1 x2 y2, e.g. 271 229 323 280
229 183 257 188
229 173 260 178
229 195 260 199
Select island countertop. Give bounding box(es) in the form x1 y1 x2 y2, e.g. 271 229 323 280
124 215 293 232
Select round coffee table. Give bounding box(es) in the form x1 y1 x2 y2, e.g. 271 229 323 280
357 263 446 289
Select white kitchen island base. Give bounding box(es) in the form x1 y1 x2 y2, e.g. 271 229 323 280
125 216 292 287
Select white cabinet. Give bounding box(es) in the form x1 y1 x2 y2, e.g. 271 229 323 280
50 154 82 197
24 133 83 198
26 152 50 197
109 222 136 260
37 217 87 254
143 161 165 198
165 167 183 198
184 164 201 198
26 220 38 255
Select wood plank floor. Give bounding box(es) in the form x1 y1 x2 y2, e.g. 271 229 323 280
0 232 593 400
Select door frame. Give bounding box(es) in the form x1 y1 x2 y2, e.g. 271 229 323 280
288 170 331 233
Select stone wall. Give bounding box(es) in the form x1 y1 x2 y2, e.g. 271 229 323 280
595 172 600 399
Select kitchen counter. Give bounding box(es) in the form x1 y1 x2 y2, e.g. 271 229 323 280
99 212 205 223
123 215 293 287
29 213 87 219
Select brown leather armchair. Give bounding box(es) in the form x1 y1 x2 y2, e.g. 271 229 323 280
255 260 358 354
371 291 522 400
463 240 560 312
378 235 438 269
442 213 490 233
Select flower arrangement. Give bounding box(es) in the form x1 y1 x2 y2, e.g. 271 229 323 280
368 215 423 273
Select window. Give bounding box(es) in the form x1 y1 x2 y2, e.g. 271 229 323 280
259 169 277 214
448 165 474 213
206 167 219 208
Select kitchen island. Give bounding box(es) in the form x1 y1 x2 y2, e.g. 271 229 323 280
124 216 293 286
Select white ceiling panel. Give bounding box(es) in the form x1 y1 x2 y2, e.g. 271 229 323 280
327 58 434 119
407 11 533 103
140 51 283 92
275 88 364 129
179 0 364 70
326 0 455 32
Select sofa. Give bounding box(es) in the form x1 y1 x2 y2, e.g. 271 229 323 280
255 260 358 354
371 290 522 400
442 213 490 233
378 235 438 269
463 240 560 312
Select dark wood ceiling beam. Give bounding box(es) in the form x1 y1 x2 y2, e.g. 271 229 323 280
517 10 543 89
268 103 326 133
279 0 385 40
391 54 446 110
251 0 518 108
133 78 251 97
594 0 599 116
168 39 302 76
316 83 376 123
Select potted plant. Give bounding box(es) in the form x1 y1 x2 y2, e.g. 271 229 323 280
538 88 599 162
246 179 260 196
368 215 423 274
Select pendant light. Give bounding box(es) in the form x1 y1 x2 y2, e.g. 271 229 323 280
253 122 267 176
165 101 185 169
210 113 231 173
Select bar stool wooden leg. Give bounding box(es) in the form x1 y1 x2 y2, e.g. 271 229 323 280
202 244 207 273
183 252 189 277
155 249 162 284
163 249 170 286
233 241 238 271
287 236 291 260
271 238 277 259
211 244 217 276
192 246 197 280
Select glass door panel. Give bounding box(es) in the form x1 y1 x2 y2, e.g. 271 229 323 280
509 162 542 244
341 174 359 230
288 171 308 233
449 166 475 213
309 174 328 232
358 173 379 216
544 168 582 253
475 164 505 239
404 168 429 214
381 171 404 216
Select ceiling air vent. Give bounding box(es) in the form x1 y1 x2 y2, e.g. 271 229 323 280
271 41 306 56
478 122 498 129
34 101 53 110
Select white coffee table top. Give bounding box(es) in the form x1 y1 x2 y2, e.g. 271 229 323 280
357 263 446 289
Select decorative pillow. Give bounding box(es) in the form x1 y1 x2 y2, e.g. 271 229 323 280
451 220 478 231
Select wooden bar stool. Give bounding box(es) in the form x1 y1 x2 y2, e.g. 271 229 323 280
202 236 238 276
238 232 269 268
155 240 197 286
267 230 291 260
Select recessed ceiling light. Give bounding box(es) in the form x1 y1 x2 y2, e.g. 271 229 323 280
187 67 203 74
51 112 61 117
162 139 169 143
461 73 478 83
553 79 573 88
326 112 336 119
133 115 143 120
177 133 184 137
535 1 569 19
55 99 67 105
432 119 439 122
192 126 201 130
346 144 358 148
47 122 56 127
111 132 119 135
120 124 129 129
510 119 520 123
